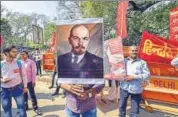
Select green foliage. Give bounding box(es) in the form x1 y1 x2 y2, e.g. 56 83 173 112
80 1 118 40
80 1 178 46
1 5 50 48
44 22 56 43
126 2 178 45
0 18 12 37
0 18 12 48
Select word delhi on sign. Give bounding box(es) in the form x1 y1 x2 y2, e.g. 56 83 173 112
151 78 178 90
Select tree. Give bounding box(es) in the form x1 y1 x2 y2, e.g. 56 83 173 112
79 1 178 46
44 22 56 45
56 1 82 20
125 1 178 45
1 5 50 47
80 1 118 40
0 18 12 48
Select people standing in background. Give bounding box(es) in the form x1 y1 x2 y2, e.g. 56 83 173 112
108 80 120 103
36 56 42 76
20 51 42 115
49 59 57 89
34 49 42 76
48 58 65 97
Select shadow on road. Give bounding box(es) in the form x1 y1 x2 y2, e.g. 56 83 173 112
97 101 118 114
40 105 65 113
96 95 118 114
35 93 59 101
42 115 60 117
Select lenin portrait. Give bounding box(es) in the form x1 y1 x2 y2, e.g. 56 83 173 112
56 19 104 84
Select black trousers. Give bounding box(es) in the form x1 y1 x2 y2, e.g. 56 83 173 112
108 80 119 88
24 82 38 110
36 61 42 75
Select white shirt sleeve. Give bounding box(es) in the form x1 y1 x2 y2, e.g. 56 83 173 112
171 57 178 67
133 60 151 81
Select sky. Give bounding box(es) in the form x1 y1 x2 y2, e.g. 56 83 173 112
1 1 58 20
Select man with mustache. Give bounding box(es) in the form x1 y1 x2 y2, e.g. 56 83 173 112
57 24 104 117
119 46 150 117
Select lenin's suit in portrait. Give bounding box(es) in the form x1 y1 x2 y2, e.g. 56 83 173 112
57 51 103 78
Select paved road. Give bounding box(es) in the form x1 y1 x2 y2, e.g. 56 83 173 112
1 77 178 117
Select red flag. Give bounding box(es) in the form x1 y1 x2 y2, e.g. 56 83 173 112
117 0 128 39
49 32 56 52
138 31 178 64
169 7 178 41
138 31 178 77
0 34 3 46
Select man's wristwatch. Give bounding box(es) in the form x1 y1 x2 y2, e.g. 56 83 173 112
88 92 92 98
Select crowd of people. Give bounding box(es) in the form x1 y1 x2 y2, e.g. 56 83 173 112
1 45 178 117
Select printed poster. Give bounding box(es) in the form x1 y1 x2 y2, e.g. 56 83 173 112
56 18 104 84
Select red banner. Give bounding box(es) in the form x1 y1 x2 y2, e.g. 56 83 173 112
104 36 126 80
138 31 178 64
42 52 55 71
169 7 178 41
147 62 178 77
117 0 128 39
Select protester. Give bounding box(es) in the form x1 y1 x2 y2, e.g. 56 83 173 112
20 51 42 115
119 45 150 117
108 80 120 103
51 82 66 98
1 45 27 117
60 83 104 117
49 59 57 89
171 56 178 67
34 49 42 76
48 58 61 96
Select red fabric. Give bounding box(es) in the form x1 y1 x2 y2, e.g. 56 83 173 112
147 62 178 77
108 36 123 55
169 7 178 41
105 36 126 80
138 31 178 64
116 0 128 39
49 32 56 52
0 34 3 46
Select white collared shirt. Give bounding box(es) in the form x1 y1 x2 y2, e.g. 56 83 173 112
1 59 27 88
120 57 150 94
71 52 85 64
